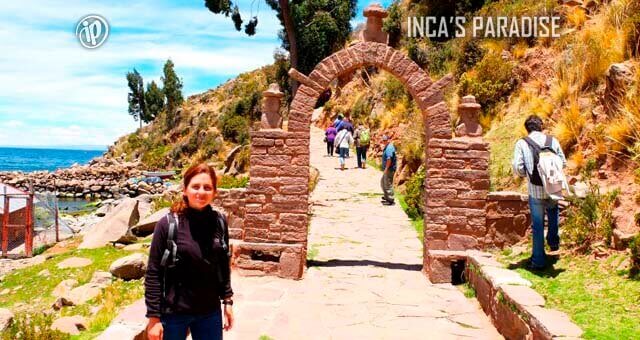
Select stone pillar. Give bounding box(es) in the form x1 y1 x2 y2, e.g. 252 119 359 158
360 4 388 44
260 83 284 129
456 95 482 137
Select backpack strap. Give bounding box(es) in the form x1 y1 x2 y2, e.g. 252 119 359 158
522 136 544 186
213 210 229 257
160 213 179 268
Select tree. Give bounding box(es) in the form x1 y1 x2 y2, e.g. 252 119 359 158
162 59 183 127
205 0 356 95
144 80 164 123
126 68 146 129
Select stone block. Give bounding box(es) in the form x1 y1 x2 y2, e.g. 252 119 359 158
447 234 478 250
482 266 532 287
493 297 532 340
524 306 583 339
500 285 545 308
279 251 304 279
457 190 489 200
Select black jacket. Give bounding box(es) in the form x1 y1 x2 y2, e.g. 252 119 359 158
145 206 233 317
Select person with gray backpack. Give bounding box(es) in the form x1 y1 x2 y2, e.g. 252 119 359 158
145 163 234 340
512 115 567 270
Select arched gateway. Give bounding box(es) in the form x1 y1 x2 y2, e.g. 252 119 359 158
230 5 491 279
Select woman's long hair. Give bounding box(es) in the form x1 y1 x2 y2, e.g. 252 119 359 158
171 163 217 214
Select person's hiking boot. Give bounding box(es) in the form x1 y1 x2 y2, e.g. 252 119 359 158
382 199 395 206
549 245 560 251
526 259 546 271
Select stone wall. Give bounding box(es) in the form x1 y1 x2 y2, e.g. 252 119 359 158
426 185 531 253
425 250 583 339
229 129 309 279
423 136 490 253
0 158 160 199
485 192 530 248
212 188 247 240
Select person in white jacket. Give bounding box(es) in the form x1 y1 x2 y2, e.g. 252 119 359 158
334 128 353 170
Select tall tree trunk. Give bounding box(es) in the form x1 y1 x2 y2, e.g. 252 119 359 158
279 0 299 96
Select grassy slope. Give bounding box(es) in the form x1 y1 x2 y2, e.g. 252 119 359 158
0 243 147 338
498 248 640 339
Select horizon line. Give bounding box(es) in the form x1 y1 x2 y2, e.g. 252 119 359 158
0 145 108 151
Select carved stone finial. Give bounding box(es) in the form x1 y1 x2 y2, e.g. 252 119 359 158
261 83 284 129
360 4 388 44
456 95 482 137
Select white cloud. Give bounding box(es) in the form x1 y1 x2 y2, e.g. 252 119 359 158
0 0 282 147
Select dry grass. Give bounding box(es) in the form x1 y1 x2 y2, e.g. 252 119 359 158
566 6 588 29
569 149 586 171
553 98 586 151
512 42 528 60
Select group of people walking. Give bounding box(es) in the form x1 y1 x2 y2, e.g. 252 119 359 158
325 114 396 206
325 114 372 170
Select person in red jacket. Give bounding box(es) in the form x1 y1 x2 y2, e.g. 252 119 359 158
145 163 234 340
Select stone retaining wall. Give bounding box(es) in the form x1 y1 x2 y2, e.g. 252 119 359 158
426 250 583 339
485 191 530 248
423 136 490 252
212 188 247 240
0 158 161 199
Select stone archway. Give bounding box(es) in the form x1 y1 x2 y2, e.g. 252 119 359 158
232 14 490 280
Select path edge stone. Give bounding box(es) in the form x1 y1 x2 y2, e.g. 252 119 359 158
424 249 583 339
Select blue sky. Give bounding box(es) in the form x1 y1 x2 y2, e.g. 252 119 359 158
0 0 390 149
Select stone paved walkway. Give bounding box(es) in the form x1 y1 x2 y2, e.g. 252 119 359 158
226 127 501 340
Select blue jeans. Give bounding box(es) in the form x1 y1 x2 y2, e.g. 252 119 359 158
528 197 559 267
339 147 349 166
161 309 222 340
356 145 368 168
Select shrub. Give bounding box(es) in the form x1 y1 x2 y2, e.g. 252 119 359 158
458 51 517 116
383 75 410 109
2 313 67 340
218 175 249 189
219 114 249 145
454 39 485 80
351 93 374 122
563 180 620 251
141 144 170 170
399 111 425 168
383 0 403 47
152 195 173 212
201 133 223 160
630 234 640 278
403 167 425 220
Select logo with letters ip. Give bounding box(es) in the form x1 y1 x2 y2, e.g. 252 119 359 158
76 15 109 49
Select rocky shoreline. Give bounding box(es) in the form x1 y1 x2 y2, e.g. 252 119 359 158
0 157 168 199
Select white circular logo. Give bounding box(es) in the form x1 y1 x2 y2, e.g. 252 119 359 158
76 15 109 49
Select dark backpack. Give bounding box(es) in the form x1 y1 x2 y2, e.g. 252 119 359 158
160 211 229 300
522 135 555 186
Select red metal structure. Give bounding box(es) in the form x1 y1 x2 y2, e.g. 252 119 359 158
0 183 35 257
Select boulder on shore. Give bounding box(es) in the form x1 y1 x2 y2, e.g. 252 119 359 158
79 198 139 249
109 253 148 280
131 207 170 236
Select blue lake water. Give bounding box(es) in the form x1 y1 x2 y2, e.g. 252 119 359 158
0 147 105 172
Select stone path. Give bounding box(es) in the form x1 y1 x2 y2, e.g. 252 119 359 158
225 127 501 339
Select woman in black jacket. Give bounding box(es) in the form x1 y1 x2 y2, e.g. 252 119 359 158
145 163 234 340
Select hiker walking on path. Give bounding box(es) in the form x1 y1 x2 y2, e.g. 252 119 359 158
145 163 234 340
333 114 343 129
380 135 397 205
512 115 567 270
354 124 371 169
334 127 353 170
325 125 337 157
